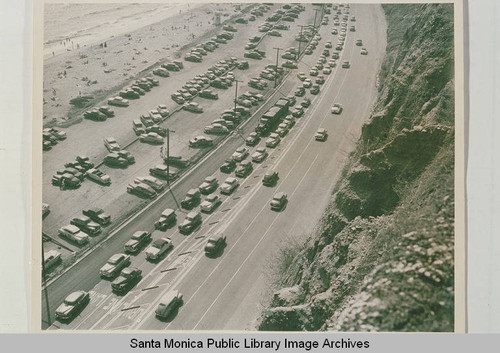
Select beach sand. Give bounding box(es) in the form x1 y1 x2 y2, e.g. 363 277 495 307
43 3 242 125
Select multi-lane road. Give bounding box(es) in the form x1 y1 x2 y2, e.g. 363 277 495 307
42 3 387 330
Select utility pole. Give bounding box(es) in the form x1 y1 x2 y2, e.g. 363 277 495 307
166 128 170 186
273 47 282 88
297 25 306 61
313 8 320 30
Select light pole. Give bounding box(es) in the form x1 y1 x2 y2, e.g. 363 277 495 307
273 47 282 88
41 241 51 326
161 128 175 186
234 79 243 117
297 25 306 61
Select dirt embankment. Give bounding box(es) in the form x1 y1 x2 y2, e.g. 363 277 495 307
258 4 455 332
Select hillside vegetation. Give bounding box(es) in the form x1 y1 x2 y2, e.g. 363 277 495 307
258 4 455 332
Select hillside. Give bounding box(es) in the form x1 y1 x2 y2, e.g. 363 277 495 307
258 4 455 332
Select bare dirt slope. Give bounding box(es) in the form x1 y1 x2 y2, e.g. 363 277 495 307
258 4 455 332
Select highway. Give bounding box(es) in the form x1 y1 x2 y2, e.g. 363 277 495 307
42 4 387 331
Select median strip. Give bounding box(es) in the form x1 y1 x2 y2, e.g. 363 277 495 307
160 268 177 273
121 305 140 312
178 251 192 256
221 208 231 212
208 221 219 225
141 285 159 291
194 235 206 239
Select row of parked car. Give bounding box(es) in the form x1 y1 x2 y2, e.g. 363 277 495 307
43 127 67 151
51 155 104 189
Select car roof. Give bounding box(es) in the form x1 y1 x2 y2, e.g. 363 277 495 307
161 208 175 217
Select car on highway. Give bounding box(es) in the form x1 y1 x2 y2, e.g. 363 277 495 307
181 189 201 209
155 290 183 319
55 291 90 321
58 225 89 245
124 231 152 254
303 79 312 88
332 52 340 59
149 164 176 180
266 133 281 148
83 109 107 122
200 194 222 213
178 211 202 234
350 25 356 32
342 61 350 69
83 208 110 225
251 147 268 163
86 168 111 185
323 67 332 75
294 87 306 97
331 103 343 114
139 132 164 145
204 235 227 257
310 85 320 95
315 128 328 141
220 177 239 195
100 253 131 278
199 176 219 194
292 105 304 118
70 215 101 235
189 136 213 148
316 75 325 85
134 176 165 193
154 209 177 231
276 123 290 137
309 68 319 76
270 192 288 211
232 146 249 162
331 29 338 35
245 132 261 147
235 160 253 178
127 182 157 199
297 72 307 81
262 170 279 186
104 153 128 168
220 159 237 174
328 59 337 68
43 250 61 269
283 116 296 128
146 237 173 261
111 267 142 294
361 48 368 55
107 96 129 107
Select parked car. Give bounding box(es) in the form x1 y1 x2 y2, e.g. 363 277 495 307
270 192 288 211
58 225 89 245
154 209 177 230
86 168 111 185
183 102 203 113
108 96 129 107
42 203 50 218
146 237 173 261
124 231 152 254
262 170 279 186
204 124 229 135
134 176 164 192
220 159 237 173
149 164 176 180
310 85 320 95
111 267 142 293
204 235 227 256
104 137 121 152
315 128 328 141
70 215 101 235
55 291 90 321
245 132 261 146
178 211 202 234
43 250 61 269
199 89 219 100
117 150 135 164
83 208 111 225
200 194 222 213
127 182 157 199
180 189 201 209
251 147 268 163
103 153 127 168
99 253 131 278
139 132 164 144
189 136 213 148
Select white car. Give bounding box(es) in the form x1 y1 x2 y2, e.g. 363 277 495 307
146 238 173 261
104 137 121 152
251 147 268 163
139 132 164 144
266 133 281 148
58 225 89 245
99 253 131 278
200 194 222 213
231 147 249 162
331 103 343 114
315 128 328 141
43 250 61 269
220 177 240 195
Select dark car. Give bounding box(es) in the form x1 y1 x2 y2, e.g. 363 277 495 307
204 235 227 257
220 159 236 173
104 153 128 168
245 132 261 146
262 170 279 186
111 267 142 294
178 211 202 234
55 291 90 321
124 231 152 254
180 189 201 209
82 208 111 226
235 160 253 178
154 209 177 231
70 215 101 235
270 192 288 211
